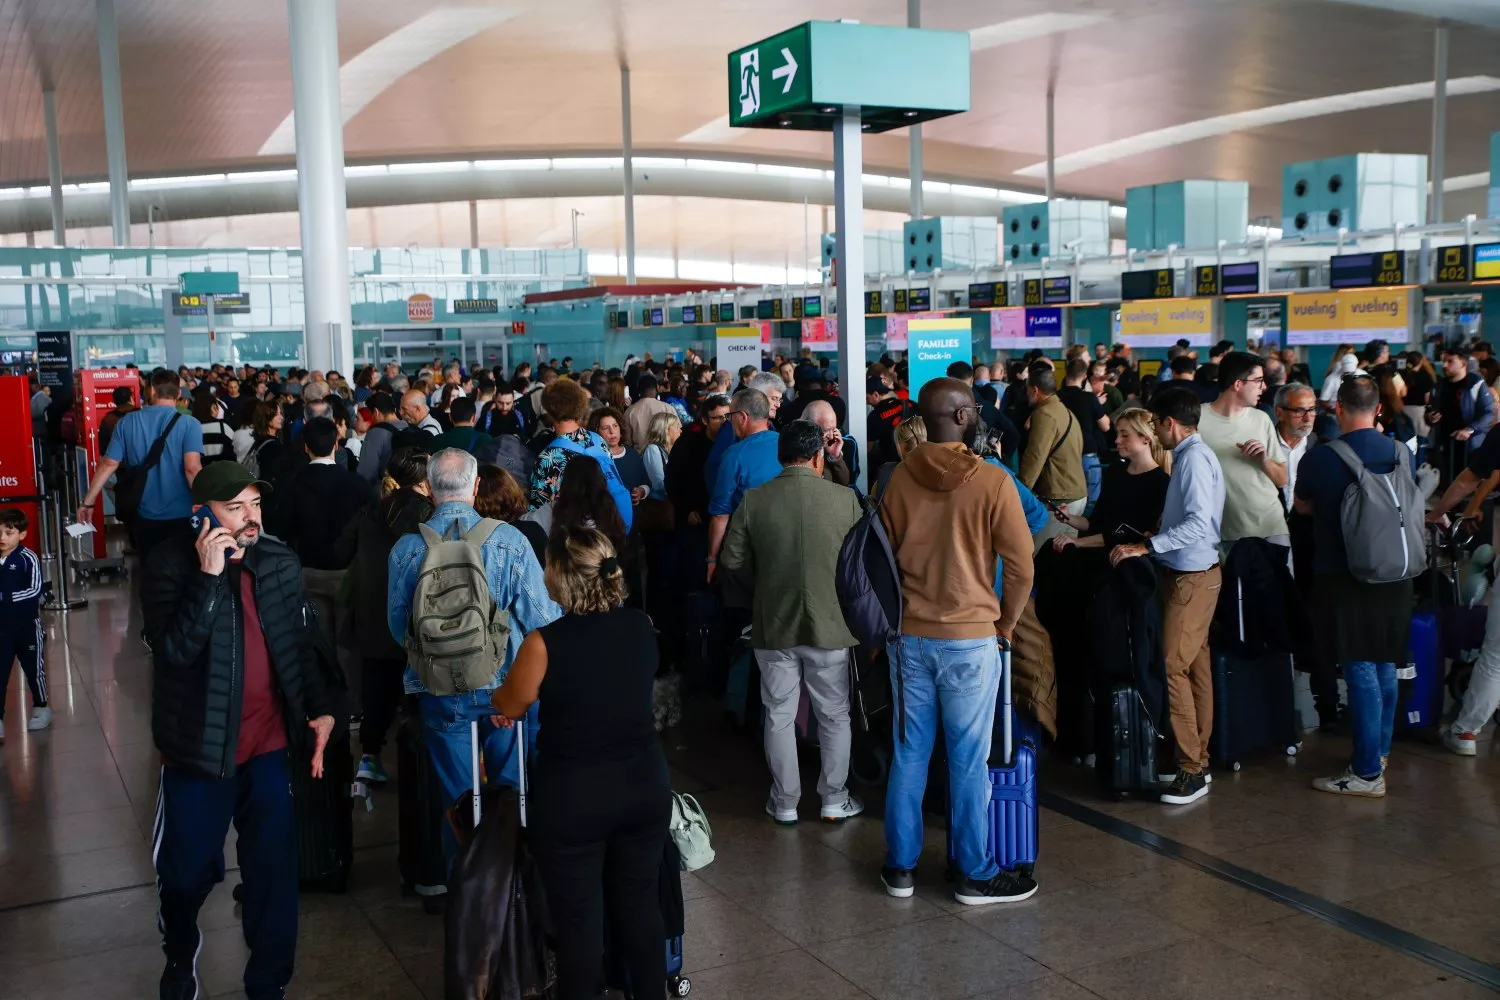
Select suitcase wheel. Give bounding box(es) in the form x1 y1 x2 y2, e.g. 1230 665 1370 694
670 974 692 997
1285 743 1301 757
1230 761 1242 772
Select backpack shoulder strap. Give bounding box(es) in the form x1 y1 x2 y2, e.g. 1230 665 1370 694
1324 439 1366 482
417 522 442 547
462 517 503 551
141 412 183 471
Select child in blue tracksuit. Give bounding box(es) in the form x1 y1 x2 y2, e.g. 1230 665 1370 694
0 507 46 743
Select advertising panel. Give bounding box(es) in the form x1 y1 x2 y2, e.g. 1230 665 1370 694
989 308 1063 349
907 318 971 398
1285 288 1413 346
1118 298 1217 347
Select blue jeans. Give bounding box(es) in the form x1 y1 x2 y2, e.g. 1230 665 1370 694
155 750 298 999
1082 453 1102 514
419 690 538 870
1343 660 1397 778
885 634 1001 882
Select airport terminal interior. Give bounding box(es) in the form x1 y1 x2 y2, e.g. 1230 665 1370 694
4 0 1500 998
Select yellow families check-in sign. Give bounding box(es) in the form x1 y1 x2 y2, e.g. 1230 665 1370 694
1285 288 1412 346
1118 298 1217 347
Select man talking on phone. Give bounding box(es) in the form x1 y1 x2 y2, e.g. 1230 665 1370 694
142 461 344 1000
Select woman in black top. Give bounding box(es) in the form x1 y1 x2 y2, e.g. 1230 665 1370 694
1052 407 1170 551
492 526 670 1000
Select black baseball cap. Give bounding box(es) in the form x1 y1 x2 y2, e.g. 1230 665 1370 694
866 375 891 395
191 462 272 504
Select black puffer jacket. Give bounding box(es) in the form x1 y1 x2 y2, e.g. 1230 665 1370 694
144 533 343 779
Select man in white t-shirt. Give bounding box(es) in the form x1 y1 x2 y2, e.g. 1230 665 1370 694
1197 351 1288 547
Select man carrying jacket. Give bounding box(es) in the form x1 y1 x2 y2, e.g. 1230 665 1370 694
143 462 342 1000
879 377 1037 907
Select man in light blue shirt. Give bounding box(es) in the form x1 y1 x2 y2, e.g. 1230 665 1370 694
388 448 561 866
1110 386 1224 806
706 388 782 581
703 371 785 491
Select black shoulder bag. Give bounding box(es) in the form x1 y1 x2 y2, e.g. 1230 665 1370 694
114 413 183 522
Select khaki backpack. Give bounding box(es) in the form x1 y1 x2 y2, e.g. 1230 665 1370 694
406 519 510 695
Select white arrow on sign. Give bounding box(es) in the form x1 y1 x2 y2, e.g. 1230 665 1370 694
771 46 798 94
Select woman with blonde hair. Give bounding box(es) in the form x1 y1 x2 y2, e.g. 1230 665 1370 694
1053 407 1170 551
871 415 928 499
642 410 681 501
491 526 671 1000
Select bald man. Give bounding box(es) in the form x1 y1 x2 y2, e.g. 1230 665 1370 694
877 377 1037 906
804 399 853 487
399 390 443 436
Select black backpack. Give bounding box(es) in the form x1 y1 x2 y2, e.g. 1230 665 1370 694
835 499 907 736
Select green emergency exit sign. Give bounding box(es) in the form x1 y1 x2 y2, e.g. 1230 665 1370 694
179 271 240 297
728 21 970 132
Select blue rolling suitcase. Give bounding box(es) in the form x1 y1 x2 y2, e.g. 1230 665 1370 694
1404 610 1444 729
948 638 1039 878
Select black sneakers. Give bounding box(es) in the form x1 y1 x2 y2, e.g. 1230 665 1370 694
953 870 1039 906
1159 769 1209 805
880 866 915 898
159 962 199 1000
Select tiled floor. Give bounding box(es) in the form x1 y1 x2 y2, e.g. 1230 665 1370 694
2 567 1498 999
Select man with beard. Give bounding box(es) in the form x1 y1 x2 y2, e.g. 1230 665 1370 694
143 462 343 1000
876 377 1037 907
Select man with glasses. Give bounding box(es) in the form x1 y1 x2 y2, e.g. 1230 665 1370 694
1273 383 1318 510
705 388 781 581
1198 351 1289 549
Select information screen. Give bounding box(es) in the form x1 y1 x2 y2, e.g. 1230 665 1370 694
649 308 664 326
1472 243 1500 281
681 306 701 324
1120 268 1175 301
968 282 1007 308
803 295 822 318
907 287 931 311
866 290 884 314
1330 251 1404 289
1220 262 1261 295
1024 277 1071 306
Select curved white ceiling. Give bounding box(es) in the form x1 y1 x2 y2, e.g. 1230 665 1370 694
258 5 520 156
1015 76 1500 179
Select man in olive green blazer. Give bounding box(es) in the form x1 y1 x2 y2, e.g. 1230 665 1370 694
720 420 866 825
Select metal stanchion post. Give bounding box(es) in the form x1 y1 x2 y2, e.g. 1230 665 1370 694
43 488 86 612
36 439 57 564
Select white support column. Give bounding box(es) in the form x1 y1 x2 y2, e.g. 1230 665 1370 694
1430 21 1449 224
907 0 923 220
288 0 353 375
42 90 65 245
621 64 637 284
833 108 867 490
468 199 480 248
95 0 130 245
1045 85 1056 203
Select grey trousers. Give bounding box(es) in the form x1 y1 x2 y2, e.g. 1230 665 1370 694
754 645 854 812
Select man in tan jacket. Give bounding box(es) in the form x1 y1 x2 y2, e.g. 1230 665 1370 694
1019 361 1086 545
878 378 1038 908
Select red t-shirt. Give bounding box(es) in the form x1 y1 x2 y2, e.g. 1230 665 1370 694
236 565 287 764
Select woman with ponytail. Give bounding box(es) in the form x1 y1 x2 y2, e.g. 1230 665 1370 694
490 525 671 1000
1052 407 1171 552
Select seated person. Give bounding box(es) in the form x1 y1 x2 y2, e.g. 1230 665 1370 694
1053 408 1170 552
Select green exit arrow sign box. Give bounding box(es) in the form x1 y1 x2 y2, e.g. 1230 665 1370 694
729 21 969 132
179 271 241 297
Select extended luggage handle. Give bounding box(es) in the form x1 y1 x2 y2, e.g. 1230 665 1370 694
459 702 528 829
998 636 1013 769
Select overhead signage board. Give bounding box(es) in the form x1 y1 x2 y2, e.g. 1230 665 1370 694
179 271 240 297
452 298 499 314
1220 262 1261 296
1195 265 1220 297
791 297 804 319
893 288 909 313
728 21 970 133
1433 246 1469 284
968 282 1008 309
172 292 251 316
907 287 931 311
613 310 630 329
802 295 822 318
906 318 970 398
1118 298 1218 347
35 331 72 390
756 298 785 320
650 307 665 326
1285 288 1413 346
681 305 702 324
717 327 763 375
990 308 1064 350
1023 277 1072 307
1120 268 1175 301
1329 251 1405 289
1474 242 1500 281
866 290 884 315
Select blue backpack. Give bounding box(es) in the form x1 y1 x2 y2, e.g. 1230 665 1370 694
548 433 634 533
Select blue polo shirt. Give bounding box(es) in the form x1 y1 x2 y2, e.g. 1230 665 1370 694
709 429 781 516
104 405 204 521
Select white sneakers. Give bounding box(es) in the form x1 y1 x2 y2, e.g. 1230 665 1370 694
1444 729 1478 756
766 795 866 826
27 707 52 731
1311 768 1385 798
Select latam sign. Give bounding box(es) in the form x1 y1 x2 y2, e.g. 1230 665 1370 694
989 307 1064 349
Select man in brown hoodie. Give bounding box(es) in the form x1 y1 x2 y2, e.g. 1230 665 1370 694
878 377 1038 907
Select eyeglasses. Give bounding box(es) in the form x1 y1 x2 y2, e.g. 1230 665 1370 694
1277 405 1317 417
1241 376 1266 385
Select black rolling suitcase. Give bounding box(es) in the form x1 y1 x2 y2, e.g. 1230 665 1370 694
397 699 448 908
1099 685 1160 797
290 731 355 893
1210 578 1301 772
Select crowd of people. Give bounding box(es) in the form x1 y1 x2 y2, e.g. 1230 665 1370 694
26 331 1496 998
